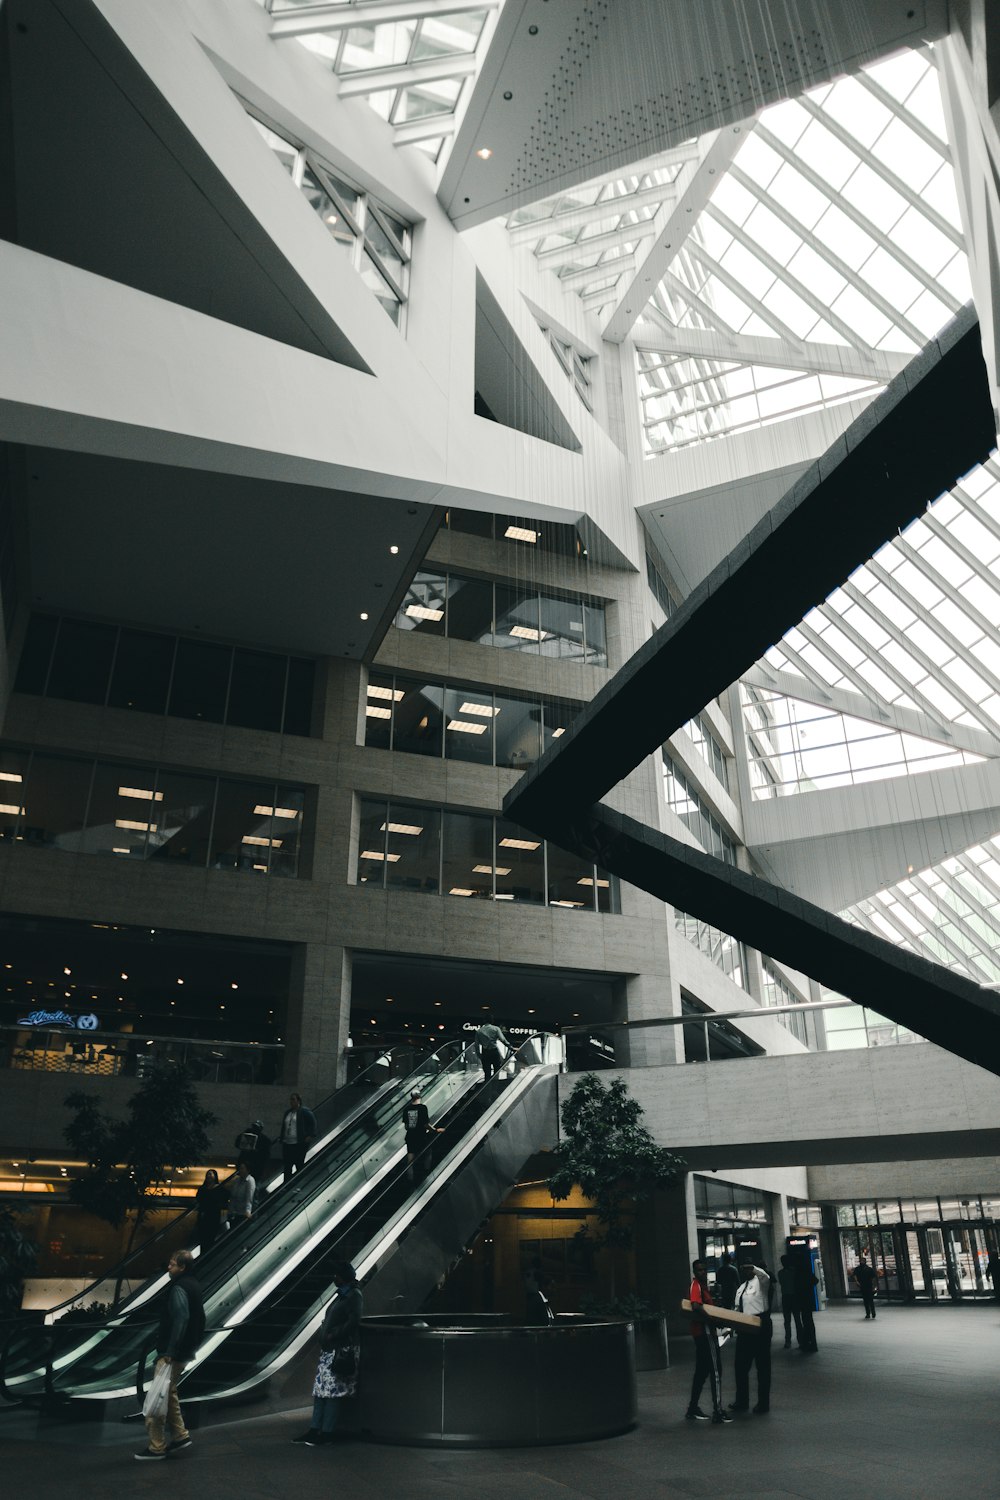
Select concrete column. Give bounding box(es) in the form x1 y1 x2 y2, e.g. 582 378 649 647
642 1172 699 1339
283 941 351 1102
766 1190 791 1274
625 971 683 1066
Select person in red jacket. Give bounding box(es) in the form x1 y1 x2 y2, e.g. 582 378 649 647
686 1259 733 1424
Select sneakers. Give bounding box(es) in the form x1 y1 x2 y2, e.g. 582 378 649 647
712 1411 734 1424
167 1436 192 1453
291 1429 321 1447
134 1449 166 1462
685 1409 711 1422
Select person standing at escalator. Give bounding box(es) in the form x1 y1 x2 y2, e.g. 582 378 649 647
402 1089 444 1180
475 1015 510 1082
279 1091 317 1182
292 1262 364 1448
194 1168 227 1254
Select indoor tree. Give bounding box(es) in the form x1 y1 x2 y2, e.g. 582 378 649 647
64 1063 216 1307
548 1072 686 1306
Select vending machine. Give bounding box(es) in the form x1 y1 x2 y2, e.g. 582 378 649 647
786 1233 825 1310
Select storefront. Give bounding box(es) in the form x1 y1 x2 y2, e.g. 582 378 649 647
834 1197 1000 1301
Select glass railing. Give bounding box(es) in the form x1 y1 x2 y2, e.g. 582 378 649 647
0 1025 283 1085
2 1041 484 1400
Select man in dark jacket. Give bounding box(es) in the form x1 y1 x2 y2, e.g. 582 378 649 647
279 1091 317 1182
714 1252 739 1309
136 1249 205 1461
853 1255 878 1319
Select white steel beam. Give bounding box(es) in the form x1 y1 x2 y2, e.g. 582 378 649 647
393 115 456 147
556 253 637 293
602 124 755 345
271 1 498 41
506 182 679 246
631 319 907 382
535 219 659 267
338 52 476 97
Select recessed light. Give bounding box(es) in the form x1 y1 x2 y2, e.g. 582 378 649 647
476 147 493 160
499 837 540 850
390 545 399 554
360 612 369 621
504 525 538 543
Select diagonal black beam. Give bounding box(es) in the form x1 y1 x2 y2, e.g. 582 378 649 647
505 304 995 834
503 305 1000 1075
547 807 1000 1076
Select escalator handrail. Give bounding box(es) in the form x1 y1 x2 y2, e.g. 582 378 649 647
37 1039 467 1325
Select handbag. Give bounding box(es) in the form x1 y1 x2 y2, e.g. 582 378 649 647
142 1360 172 1420
330 1343 357 1377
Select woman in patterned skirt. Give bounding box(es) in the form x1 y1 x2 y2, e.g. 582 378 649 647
292 1261 363 1447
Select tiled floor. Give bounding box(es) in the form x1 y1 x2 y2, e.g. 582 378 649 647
3 1303 998 1499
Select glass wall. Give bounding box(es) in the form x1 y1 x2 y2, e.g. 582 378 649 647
0 746 306 877
441 507 588 558
14 614 316 736
394 570 608 666
675 910 748 988
760 959 809 1044
365 672 573 766
249 116 411 326
357 797 617 912
662 751 738 864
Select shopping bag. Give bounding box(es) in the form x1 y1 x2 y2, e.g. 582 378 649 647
142 1360 172 1420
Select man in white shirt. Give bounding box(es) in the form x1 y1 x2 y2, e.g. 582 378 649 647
730 1263 773 1415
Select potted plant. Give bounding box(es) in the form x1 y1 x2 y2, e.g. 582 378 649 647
548 1073 685 1370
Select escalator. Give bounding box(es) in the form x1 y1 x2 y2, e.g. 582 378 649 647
1 1039 485 1403
3 1040 559 1408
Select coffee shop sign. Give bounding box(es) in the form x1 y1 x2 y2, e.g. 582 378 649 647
17 1009 100 1031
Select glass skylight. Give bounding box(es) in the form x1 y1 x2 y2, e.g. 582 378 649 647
270 1 497 161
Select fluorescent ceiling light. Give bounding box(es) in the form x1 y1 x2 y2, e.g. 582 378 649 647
504 525 538 543
449 887 476 896
493 892 514 900
474 864 511 876
0 803 24 816
115 819 155 833
243 835 283 848
447 719 488 734
361 849 401 862
367 685 405 701
0 772 22 783
254 805 299 819
510 625 547 641
499 836 540 850
551 900 585 907
577 877 610 887
406 603 444 622
380 822 424 836
551 727 565 738
253 863 268 871
459 702 499 717
112 847 130 855
118 787 163 801
366 705 392 719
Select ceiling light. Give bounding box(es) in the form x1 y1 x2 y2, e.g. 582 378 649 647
406 604 444 622
115 819 156 832
366 705 392 719
112 846 130 854
504 525 538 543
510 625 547 641
63 967 71 976
0 803 25 816
474 864 511 876
390 545 399 554
254 805 299 818
324 213 338 225
361 849 401 862
551 727 565 738
433 1000 442 1007
118 787 163 801
527 1009 535 1014
177 978 184 985
551 900 585 908
253 863 267 871
493 892 514 899
360 612 369 621
447 719 488 734
476 147 493 159
499 837 540 850
381 821 424 836
450 887 476 896
577 877 610 887
368 685 405 702
459 702 499 717
231 983 238 990
242 835 283 848
0 772 22 782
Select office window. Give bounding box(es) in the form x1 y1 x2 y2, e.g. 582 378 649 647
363 673 573 771
356 797 617 912
14 615 316 737
19 753 93 852
444 686 494 765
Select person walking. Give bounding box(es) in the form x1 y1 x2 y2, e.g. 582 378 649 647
402 1088 444 1179
714 1251 739 1310
475 1015 510 1082
777 1254 803 1348
854 1255 878 1319
729 1262 773 1415
685 1258 733 1425
292 1261 363 1447
280 1091 317 1182
135 1249 205 1461
792 1254 819 1352
194 1168 227 1254
226 1160 255 1227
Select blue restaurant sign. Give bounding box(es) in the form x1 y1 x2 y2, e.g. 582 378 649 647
17 1009 100 1031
